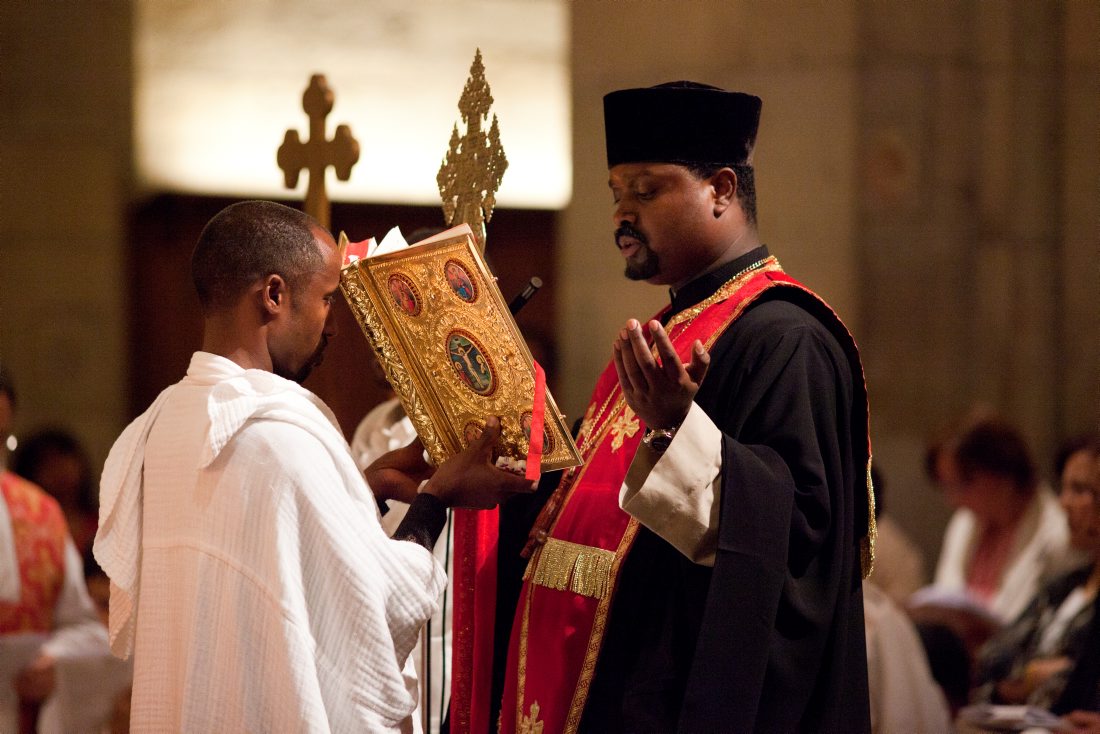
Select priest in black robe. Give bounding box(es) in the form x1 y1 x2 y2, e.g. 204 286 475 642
493 81 874 734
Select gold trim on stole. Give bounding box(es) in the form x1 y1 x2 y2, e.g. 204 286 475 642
862 458 877 577
526 538 617 600
564 518 641 731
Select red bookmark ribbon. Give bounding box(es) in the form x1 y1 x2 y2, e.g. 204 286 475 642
525 360 546 481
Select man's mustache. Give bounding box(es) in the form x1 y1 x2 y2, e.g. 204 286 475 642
615 224 647 248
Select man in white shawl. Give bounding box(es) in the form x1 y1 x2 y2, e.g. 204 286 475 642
93 201 534 733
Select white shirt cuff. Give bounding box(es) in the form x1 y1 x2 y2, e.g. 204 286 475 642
619 403 722 566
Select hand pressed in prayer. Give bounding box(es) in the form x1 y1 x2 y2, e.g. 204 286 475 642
422 416 537 509
364 438 434 505
613 318 710 430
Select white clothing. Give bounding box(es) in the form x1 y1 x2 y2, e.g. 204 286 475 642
352 398 453 734
863 582 952 734
1036 585 1096 656
94 352 447 733
352 398 419 512
351 398 421 539
0 533 117 734
0 486 18 602
620 402 722 566
933 490 1070 623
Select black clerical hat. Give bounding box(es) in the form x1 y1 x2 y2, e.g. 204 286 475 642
603 81 762 168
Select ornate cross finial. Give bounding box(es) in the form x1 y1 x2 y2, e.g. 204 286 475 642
277 74 360 232
437 49 508 253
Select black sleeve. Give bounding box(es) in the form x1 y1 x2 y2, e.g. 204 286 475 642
698 299 854 571
391 493 448 550
680 297 868 732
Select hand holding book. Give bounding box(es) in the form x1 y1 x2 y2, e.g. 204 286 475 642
365 417 536 510
421 417 538 509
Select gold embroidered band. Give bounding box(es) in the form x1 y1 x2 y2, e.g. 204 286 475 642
525 538 617 600
861 458 877 578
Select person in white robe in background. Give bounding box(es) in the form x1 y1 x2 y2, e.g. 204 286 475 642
0 368 129 734
926 413 1073 625
93 201 533 733
862 581 952 733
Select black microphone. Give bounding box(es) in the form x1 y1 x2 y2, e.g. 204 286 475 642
508 276 543 315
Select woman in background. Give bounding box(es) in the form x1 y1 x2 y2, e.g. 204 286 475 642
927 413 1071 623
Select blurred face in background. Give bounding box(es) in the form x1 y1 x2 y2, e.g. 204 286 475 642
1059 449 1100 554
935 450 1017 522
29 449 86 505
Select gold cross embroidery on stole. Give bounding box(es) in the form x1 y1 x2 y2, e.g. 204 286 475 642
519 702 544 734
609 406 640 453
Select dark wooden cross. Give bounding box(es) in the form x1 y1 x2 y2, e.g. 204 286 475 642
277 74 360 231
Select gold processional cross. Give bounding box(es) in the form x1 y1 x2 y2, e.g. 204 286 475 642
437 49 508 253
278 74 360 232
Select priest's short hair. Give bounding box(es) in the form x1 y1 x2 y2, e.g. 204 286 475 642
192 200 324 311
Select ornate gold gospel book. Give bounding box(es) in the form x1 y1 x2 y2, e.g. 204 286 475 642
340 226 582 472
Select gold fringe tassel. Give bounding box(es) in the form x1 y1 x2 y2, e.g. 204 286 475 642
525 538 616 600
861 457 877 579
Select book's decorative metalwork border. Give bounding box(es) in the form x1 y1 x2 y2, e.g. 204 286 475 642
340 232 581 472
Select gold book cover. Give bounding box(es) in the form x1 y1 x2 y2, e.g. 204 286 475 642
339 226 582 472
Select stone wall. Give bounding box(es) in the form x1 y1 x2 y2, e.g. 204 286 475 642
0 1 133 470
854 1 1100 563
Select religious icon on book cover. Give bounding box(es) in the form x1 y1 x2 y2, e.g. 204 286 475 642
446 330 495 396
520 411 554 452
463 420 484 445
386 273 421 316
339 223 583 471
444 260 478 303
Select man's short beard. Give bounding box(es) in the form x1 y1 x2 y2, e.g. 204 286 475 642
274 361 313 384
624 245 660 281
274 337 328 384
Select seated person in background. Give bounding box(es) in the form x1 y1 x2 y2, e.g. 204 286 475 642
972 432 1100 718
12 428 98 558
927 411 1071 623
867 464 927 605
915 621 972 718
863 579 951 733
862 466 950 731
